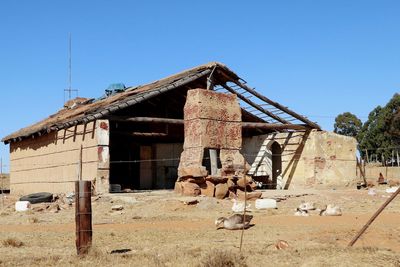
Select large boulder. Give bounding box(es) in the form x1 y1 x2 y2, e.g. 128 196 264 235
205 176 228 184
237 176 257 191
174 182 183 194
215 183 229 199
181 182 201 196
237 190 262 201
200 181 215 197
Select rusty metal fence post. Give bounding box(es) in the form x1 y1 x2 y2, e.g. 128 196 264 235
75 180 92 255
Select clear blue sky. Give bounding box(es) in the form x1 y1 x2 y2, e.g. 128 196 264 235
1 1 399 172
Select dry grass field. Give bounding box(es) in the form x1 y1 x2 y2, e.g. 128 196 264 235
0 187 399 267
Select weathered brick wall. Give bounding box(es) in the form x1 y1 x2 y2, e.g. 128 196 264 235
9 120 110 195
242 130 357 189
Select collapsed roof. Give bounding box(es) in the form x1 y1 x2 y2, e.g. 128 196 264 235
2 62 320 144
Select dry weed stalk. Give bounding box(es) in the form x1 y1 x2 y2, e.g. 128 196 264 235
2 238 24 248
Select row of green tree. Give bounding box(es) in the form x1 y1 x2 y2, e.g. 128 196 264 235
334 93 400 160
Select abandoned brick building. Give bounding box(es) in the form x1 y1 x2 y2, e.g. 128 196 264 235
2 62 357 195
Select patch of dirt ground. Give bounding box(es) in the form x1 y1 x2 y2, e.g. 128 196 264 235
0 187 399 266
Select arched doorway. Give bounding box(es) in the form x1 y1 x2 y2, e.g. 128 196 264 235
270 142 282 189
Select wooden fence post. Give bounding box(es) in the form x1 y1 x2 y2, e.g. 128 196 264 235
75 180 92 255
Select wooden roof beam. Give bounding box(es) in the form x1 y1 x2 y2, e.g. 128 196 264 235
231 80 321 130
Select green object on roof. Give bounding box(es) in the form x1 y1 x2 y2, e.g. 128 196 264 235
105 83 126 96
106 83 126 91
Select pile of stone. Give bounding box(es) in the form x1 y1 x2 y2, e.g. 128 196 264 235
174 175 261 200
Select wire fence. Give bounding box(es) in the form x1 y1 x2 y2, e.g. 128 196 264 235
1 152 362 168
1 144 400 187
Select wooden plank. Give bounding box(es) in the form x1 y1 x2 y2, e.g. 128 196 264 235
242 122 309 130
219 82 289 124
107 116 184 124
209 149 218 175
107 116 309 131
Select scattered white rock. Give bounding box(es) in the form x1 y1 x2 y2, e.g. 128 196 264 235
298 201 315 211
255 199 277 209
368 188 377 196
15 201 31 212
232 199 251 213
386 187 399 194
320 204 342 216
294 208 309 216
275 240 289 250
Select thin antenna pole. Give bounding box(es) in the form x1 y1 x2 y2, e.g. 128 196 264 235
64 33 78 103
68 33 72 100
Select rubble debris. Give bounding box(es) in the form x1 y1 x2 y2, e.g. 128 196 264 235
175 174 261 200
15 201 31 212
181 182 201 196
294 208 309 216
31 204 47 212
205 176 228 184
232 199 251 213
48 203 61 213
174 182 183 194
111 205 124 211
368 188 377 196
255 199 277 210
65 192 75 204
298 201 315 211
386 186 399 194
215 183 229 199
275 240 289 250
182 199 199 205
319 204 342 216
200 181 215 197
236 176 256 191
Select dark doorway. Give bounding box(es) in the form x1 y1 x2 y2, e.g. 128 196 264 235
271 142 282 189
202 148 222 175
